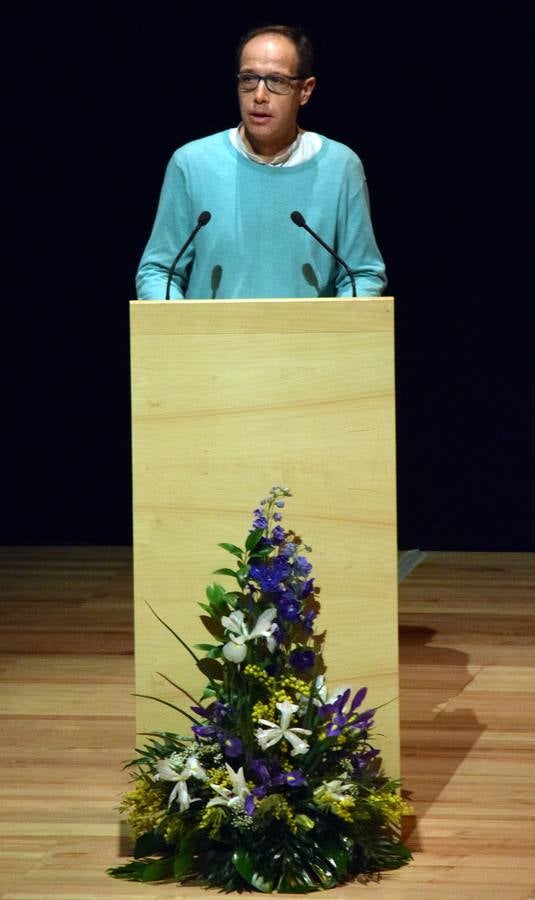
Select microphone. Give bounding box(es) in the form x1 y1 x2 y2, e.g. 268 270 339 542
165 211 212 300
290 210 356 298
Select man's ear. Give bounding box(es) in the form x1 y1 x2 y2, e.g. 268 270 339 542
300 77 316 107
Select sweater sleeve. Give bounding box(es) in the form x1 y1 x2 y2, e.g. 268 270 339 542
334 158 387 298
136 154 194 300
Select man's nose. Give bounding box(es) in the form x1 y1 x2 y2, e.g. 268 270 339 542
253 78 269 101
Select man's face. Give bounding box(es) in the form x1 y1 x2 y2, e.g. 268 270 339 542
238 33 316 156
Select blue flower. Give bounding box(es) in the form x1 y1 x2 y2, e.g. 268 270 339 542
280 542 297 559
295 555 313 576
289 647 315 672
301 609 317 631
278 591 301 622
249 557 291 591
251 515 268 530
270 525 286 545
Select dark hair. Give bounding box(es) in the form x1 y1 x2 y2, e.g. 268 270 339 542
236 25 314 78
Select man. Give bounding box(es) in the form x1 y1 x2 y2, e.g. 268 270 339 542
136 25 386 299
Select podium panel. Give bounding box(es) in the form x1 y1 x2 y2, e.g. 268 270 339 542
130 297 399 776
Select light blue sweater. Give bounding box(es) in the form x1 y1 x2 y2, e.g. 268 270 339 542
136 130 386 299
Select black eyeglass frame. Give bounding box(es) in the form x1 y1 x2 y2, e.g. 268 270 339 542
236 73 306 94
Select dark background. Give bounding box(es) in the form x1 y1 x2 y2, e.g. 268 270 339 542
5 3 534 549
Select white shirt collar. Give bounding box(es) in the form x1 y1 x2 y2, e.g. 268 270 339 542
230 124 321 167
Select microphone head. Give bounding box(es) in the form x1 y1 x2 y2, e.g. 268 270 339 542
198 210 211 226
290 210 305 227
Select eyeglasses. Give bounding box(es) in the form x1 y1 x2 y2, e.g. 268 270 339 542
236 72 304 95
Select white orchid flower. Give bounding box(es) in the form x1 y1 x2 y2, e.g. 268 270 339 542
255 700 312 756
154 754 208 811
206 763 252 812
312 675 351 707
221 607 278 663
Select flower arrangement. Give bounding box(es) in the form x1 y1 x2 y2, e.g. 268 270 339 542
109 487 411 892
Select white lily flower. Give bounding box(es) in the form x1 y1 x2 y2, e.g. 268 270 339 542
255 700 312 756
221 607 278 664
206 763 252 811
154 754 208 811
314 779 353 803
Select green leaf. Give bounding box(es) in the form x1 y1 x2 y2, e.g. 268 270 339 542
140 855 176 882
133 693 200 723
145 603 199 663
133 832 169 859
155 672 200 706
197 657 224 681
173 837 195 879
206 583 227 605
251 872 275 893
107 860 150 881
245 528 264 551
213 567 240 580
218 542 244 559
316 832 351 877
249 545 273 558
232 848 258 887
194 643 219 652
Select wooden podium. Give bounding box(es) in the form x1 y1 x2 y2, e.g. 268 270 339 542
130 297 399 776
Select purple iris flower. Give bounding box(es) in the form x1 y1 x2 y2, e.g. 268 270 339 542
351 748 380 773
319 687 373 737
301 578 314 599
273 512 283 522
250 758 271 782
249 759 306 798
192 723 243 759
289 647 315 672
353 709 375 732
221 735 243 758
190 700 231 724
191 723 219 740
244 794 256 815
274 769 306 788
295 555 313 577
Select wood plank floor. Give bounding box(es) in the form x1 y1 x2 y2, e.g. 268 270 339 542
0 548 534 899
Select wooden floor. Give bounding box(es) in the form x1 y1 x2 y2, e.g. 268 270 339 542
0 549 534 899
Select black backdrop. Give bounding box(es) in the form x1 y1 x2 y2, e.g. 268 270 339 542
5 3 534 549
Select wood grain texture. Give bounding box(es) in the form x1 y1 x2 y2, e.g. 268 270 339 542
130 298 400 775
1 548 534 899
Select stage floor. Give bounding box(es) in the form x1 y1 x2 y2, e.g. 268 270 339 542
0 549 534 898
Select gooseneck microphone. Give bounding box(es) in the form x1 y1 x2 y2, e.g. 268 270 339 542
290 210 356 298
165 211 212 300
